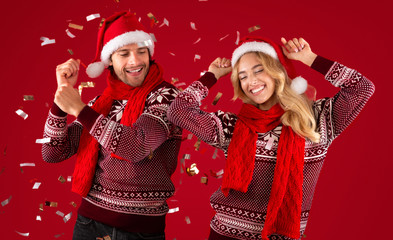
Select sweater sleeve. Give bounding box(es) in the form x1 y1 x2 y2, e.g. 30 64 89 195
41 98 98 163
167 72 236 151
311 56 375 142
77 85 182 163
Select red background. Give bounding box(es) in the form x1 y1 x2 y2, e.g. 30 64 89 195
0 0 392 239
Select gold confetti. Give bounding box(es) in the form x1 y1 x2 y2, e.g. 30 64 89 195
67 49 74 55
70 201 77 208
23 95 34 101
201 175 208 185
194 139 201 151
248 25 261 33
171 77 179 84
186 163 199 176
99 18 106 28
147 12 159 26
68 23 83 30
113 0 120 2
58 175 66 183
39 203 44 211
148 148 153 160
45 201 58 207
78 82 96 95
212 92 223 105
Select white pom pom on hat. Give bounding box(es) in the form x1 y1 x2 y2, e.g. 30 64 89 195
86 11 155 78
231 36 308 94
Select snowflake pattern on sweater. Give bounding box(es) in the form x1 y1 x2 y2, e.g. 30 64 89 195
42 81 182 232
167 57 375 240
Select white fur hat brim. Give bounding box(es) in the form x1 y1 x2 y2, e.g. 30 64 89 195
231 41 278 67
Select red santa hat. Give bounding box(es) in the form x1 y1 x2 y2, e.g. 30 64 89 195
86 11 155 78
231 36 308 95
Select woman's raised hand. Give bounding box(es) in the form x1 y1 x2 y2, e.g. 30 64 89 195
208 57 232 80
281 37 317 67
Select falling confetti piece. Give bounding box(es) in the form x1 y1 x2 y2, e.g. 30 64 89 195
186 163 199 176
159 18 169 27
32 182 41 190
168 207 179 213
45 201 58 207
190 22 197 30
169 52 176 56
20 163 35 167
194 139 201 151
193 37 201 44
200 71 207 76
185 216 191 224
99 18 105 28
67 176 72 182
54 233 65 238
40 36 55 46
78 82 96 95
56 211 64 217
210 169 224 178
175 82 186 88
212 92 223 105
201 175 208 185
194 54 201 62
171 77 179 84
184 154 191 160
212 148 218 159
58 175 66 183
63 212 72 223
66 29 76 38
187 134 193 140
86 13 100 21
67 49 74 55
16 109 28 120
235 31 240 45
23 95 34 101
1 195 12 207
36 215 42 221
248 25 261 33
113 0 120 2
15 231 29 237
39 203 44 211
0 167 4 176
147 12 159 27
68 23 83 30
219 34 229 41
35 138 50 144
70 201 77 207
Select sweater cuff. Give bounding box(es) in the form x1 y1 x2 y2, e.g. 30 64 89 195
198 72 217 89
50 103 67 117
311 55 335 76
77 106 101 132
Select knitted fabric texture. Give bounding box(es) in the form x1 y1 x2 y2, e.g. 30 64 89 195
223 103 305 239
72 62 164 197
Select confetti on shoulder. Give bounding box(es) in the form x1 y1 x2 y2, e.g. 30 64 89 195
40 36 55 46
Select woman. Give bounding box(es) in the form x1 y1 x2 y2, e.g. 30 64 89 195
167 36 375 240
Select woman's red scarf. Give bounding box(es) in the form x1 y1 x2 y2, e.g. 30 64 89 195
222 103 305 240
71 62 164 197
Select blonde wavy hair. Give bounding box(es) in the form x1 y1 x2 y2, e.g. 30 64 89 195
231 52 320 143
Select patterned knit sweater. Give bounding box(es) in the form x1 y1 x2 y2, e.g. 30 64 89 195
167 56 375 239
42 81 182 233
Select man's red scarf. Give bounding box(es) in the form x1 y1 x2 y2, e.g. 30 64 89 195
222 103 305 239
71 62 164 197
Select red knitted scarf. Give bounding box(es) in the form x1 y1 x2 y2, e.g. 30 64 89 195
223 103 305 240
71 62 164 197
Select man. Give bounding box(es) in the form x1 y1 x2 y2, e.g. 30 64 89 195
42 11 182 239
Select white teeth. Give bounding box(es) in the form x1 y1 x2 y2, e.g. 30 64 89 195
250 86 265 94
127 68 142 73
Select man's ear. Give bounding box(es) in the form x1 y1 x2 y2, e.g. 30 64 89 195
109 56 113 66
